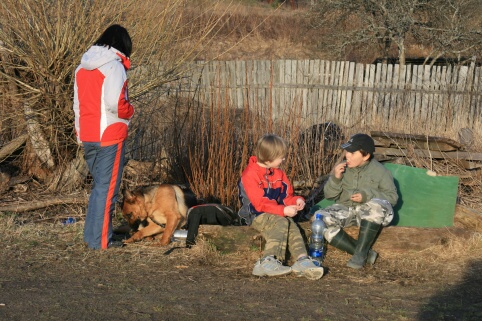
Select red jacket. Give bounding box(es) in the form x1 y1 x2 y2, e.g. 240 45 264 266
238 156 304 224
73 46 134 145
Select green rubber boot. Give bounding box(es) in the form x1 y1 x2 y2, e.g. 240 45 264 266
347 220 381 269
330 228 378 265
330 228 357 254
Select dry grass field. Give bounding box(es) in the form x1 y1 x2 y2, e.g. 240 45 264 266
0 202 481 321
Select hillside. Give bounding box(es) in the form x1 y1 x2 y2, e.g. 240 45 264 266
206 0 481 64
198 3 326 61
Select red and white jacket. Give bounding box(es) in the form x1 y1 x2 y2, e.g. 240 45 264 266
73 46 134 145
238 156 304 225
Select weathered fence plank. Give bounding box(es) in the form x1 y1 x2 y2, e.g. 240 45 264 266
301 59 309 119
344 62 355 126
414 65 423 124
388 64 398 126
352 63 364 125
420 65 430 125
475 67 482 120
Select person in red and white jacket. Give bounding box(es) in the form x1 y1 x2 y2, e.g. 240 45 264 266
73 24 134 250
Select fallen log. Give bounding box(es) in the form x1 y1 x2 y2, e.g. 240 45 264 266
0 194 88 212
0 134 28 162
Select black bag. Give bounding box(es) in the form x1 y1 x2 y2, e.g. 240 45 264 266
186 204 237 247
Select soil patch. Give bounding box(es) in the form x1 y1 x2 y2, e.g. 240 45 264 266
0 205 481 321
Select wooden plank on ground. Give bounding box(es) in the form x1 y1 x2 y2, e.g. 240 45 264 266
0 195 88 212
375 147 482 162
371 131 463 151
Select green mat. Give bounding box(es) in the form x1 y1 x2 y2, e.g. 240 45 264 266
310 163 459 228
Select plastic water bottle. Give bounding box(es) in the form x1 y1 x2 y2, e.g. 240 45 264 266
62 217 76 225
309 213 326 264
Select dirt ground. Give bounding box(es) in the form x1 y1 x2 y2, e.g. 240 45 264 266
0 205 481 321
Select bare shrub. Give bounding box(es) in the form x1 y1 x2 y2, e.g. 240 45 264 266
154 91 347 208
0 0 241 192
308 0 481 66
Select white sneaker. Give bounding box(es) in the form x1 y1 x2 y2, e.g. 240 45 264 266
291 256 324 280
252 256 292 277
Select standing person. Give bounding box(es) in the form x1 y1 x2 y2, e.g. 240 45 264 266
238 134 324 280
73 25 134 249
314 133 398 269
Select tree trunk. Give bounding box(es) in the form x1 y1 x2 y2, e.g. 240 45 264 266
398 37 406 69
48 148 88 192
382 32 392 63
24 101 55 169
0 134 28 162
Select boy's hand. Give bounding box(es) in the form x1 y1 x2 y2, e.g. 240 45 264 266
283 205 299 217
350 193 363 203
334 162 347 179
296 198 305 211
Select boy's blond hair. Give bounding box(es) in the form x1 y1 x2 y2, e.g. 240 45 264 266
255 134 288 163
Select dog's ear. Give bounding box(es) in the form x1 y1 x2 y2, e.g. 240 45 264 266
123 188 135 201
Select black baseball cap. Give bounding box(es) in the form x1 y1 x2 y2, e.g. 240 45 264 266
341 133 375 153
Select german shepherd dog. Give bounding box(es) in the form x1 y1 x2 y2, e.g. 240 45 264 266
121 184 189 245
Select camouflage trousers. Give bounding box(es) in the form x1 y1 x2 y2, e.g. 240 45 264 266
251 213 307 262
315 199 394 243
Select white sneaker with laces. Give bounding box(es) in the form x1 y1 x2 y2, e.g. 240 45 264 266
291 256 324 280
252 256 292 277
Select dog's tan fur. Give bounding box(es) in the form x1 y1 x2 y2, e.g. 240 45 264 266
122 184 188 245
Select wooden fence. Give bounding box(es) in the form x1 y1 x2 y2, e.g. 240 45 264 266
168 59 482 134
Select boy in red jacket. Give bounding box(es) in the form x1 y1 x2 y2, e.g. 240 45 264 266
238 134 324 280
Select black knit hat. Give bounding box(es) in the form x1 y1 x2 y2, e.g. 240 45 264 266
341 133 375 154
